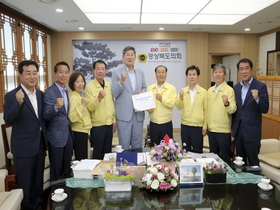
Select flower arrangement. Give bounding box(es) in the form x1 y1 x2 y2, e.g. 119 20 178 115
149 139 187 162
104 162 134 181
203 162 227 174
143 189 178 209
139 164 178 192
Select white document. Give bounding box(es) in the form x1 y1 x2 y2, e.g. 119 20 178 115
73 159 101 171
132 91 156 112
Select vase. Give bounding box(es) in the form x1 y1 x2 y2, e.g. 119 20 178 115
159 159 176 172
104 180 132 192
204 173 226 184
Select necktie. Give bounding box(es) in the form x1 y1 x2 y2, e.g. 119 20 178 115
62 88 68 113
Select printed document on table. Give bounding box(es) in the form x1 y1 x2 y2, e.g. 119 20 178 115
132 91 156 112
73 159 101 171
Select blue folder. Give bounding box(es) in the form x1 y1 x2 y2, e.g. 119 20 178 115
116 152 138 166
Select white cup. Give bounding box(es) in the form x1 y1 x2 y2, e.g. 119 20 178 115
52 188 64 197
261 178 270 189
235 156 243 163
115 145 122 152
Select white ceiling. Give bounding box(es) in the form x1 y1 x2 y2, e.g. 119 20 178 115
1 0 280 33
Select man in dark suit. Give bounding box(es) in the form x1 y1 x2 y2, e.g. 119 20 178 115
232 58 269 166
3 60 47 210
44 61 73 181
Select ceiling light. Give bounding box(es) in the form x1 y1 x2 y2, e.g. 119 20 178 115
142 14 195 24
73 0 279 25
86 14 139 24
189 14 249 25
244 28 250 31
159 27 164 30
39 0 57 3
56 9 63 13
142 0 210 13
78 27 84 30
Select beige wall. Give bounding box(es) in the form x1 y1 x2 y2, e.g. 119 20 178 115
49 31 259 89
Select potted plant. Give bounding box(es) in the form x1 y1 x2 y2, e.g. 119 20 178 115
103 162 135 191
139 164 178 192
203 162 227 184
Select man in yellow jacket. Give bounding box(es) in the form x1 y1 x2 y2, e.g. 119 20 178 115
86 60 116 158
176 65 207 152
147 65 176 145
207 64 237 158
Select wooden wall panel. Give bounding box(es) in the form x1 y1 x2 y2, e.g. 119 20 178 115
243 34 259 65
262 116 280 139
208 33 244 54
187 32 209 89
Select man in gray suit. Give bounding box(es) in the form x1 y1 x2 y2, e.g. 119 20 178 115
44 61 73 181
112 46 147 149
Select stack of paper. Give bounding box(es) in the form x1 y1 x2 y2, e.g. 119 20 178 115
72 159 101 179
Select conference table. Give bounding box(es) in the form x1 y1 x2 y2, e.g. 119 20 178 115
48 148 280 210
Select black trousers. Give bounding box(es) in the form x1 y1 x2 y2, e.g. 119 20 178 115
181 124 203 151
208 131 232 158
14 135 45 210
235 126 260 166
73 131 88 160
49 130 73 181
150 121 173 145
91 125 113 158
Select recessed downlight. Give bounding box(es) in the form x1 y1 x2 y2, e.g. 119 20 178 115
56 9 63 13
79 27 84 30
159 27 164 30
244 28 250 31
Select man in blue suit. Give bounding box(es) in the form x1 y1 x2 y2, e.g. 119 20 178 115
44 61 73 181
232 58 269 166
4 60 47 210
112 46 147 149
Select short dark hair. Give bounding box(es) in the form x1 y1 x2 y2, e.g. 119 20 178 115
122 46 136 55
237 58 253 69
155 65 168 73
93 60 107 69
68 71 86 91
186 65 200 76
54 61 70 73
18 60 39 74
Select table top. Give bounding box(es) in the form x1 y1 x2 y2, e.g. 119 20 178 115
48 149 280 210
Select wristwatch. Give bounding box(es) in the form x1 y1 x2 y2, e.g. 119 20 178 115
224 102 230 107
